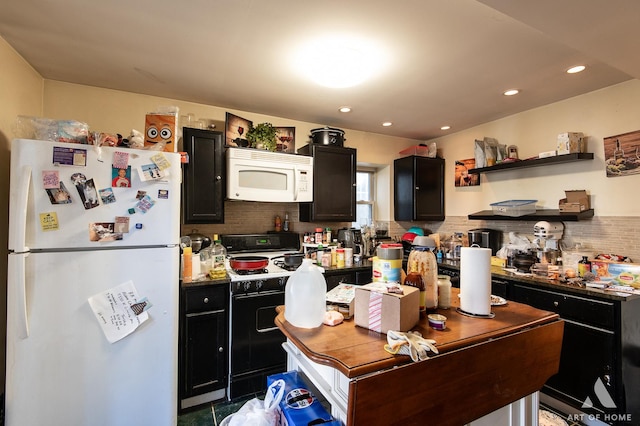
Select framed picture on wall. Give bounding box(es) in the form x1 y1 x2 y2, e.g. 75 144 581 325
455 158 480 187
225 112 252 147
275 126 295 153
604 130 640 177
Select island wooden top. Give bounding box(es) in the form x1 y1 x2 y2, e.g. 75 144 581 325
275 287 560 378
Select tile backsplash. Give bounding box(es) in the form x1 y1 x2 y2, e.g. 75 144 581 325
181 201 640 263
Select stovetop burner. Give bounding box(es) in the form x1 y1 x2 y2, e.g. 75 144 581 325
272 260 300 271
231 268 269 275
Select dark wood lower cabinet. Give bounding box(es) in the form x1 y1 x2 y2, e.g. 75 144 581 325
179 283 229 410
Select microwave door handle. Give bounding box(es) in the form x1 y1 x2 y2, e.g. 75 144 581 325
293 167 299 201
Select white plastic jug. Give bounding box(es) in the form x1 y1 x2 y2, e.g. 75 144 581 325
285 258 327 328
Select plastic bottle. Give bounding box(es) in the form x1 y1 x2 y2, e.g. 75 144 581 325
316 244 324 265
209 235 227 279
404 260 426 316
274 215 282 232
315 227 323 245
437 275 452 309
285 258 327 328
407 247 438 310
325 227 332 244
578 256 591 277
336 248 345 268
182 247 192 283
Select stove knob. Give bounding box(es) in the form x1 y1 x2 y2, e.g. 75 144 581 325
243 281 251 292
278 277 288 288
256 280 264 291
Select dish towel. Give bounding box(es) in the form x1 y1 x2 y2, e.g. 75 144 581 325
384 330 438 362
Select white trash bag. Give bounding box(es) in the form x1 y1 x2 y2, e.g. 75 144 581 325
220 379 285 426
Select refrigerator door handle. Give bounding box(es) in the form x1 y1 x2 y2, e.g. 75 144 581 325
9 165 32 253
8 253 30 338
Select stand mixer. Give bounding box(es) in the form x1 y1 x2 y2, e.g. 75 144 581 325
533 221 564 264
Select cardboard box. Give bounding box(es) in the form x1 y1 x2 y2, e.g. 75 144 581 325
267 371 341 426
326 283 356 319
557 132 585 155
354 283 419 334
590 261 640 288
491 256 507 267
559 190 590 212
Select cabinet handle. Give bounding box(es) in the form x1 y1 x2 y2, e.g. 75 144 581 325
603 374 611 385
203 297 209 304
216 175 222 181
553 301 559 307
415 186 420 190
218 347 224 353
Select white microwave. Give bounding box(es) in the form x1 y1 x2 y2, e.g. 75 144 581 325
226 147 314 202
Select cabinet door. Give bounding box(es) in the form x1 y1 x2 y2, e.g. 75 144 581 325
298 144 356 222
510 284 621 413
183 309 227 398
394 156 445 221
182 128 224 223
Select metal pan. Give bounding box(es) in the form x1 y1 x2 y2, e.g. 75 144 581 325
228 255 270 271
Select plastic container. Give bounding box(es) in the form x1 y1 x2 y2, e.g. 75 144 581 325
209 236 227 279
182 247 192 283
285 259 327 328
372 243 403 282
490 200 537 217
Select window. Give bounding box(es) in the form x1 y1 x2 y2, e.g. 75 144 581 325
355 170 374 226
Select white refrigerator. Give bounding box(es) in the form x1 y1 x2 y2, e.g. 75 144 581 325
6 138 182 426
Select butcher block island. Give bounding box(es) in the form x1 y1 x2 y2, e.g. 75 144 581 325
275 287 564 426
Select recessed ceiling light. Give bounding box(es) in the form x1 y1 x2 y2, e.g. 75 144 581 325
382 122 393 127
441 125 451 130
338 106 352 113
567 65 586 74
503 89 519 96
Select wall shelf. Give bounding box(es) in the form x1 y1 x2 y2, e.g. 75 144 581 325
468 209 594 222
468 153 594 174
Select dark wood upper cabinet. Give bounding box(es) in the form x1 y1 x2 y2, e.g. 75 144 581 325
182 128 225 224
394 156 445 221
298 144 357 222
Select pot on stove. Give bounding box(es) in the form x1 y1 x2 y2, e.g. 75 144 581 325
228 255 270 271
271 252 304 268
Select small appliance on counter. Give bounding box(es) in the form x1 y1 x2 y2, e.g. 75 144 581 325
468 228 503 256
533 221 564 264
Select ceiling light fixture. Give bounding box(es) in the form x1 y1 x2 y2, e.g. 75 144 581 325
503 89 519 96
382 122 393 127
338 106 352 113
441 125 451 130
567 65 586 74
294 35 387 88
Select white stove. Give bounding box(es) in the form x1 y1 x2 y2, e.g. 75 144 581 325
225 251 296 282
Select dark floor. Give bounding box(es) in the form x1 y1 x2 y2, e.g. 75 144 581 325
177 394 261 426
178 397 583 426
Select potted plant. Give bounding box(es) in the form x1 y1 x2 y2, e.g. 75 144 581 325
246 122 278 151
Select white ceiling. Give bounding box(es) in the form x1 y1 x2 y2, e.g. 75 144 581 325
1 0 638 140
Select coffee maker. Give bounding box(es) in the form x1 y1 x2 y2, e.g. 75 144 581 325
337 228 363 255
467 228 503 255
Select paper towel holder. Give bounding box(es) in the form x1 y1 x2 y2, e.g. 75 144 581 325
456 307 495 319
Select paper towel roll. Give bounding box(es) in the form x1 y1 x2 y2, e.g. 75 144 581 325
460 246 492 316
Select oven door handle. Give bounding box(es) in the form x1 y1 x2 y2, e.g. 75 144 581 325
257 325 280 333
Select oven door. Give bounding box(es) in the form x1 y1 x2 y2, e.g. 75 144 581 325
230 289 286 398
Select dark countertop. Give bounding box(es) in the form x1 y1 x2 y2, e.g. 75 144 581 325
437 260 639 302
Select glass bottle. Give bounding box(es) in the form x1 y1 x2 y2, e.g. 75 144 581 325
404 260 426 316
274 215 282 232
437 275 452 309
283 212 290 232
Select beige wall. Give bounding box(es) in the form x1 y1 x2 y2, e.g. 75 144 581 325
0 37 44 392
432 80 640 217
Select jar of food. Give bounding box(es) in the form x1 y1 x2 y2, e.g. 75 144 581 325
407 247 438 310
437 275 452 309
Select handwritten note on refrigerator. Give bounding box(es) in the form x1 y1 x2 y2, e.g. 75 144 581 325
88 280 150 343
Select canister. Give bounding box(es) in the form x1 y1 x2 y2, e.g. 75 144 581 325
372 243 403 283
336 249 345 268
344 247 353 267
